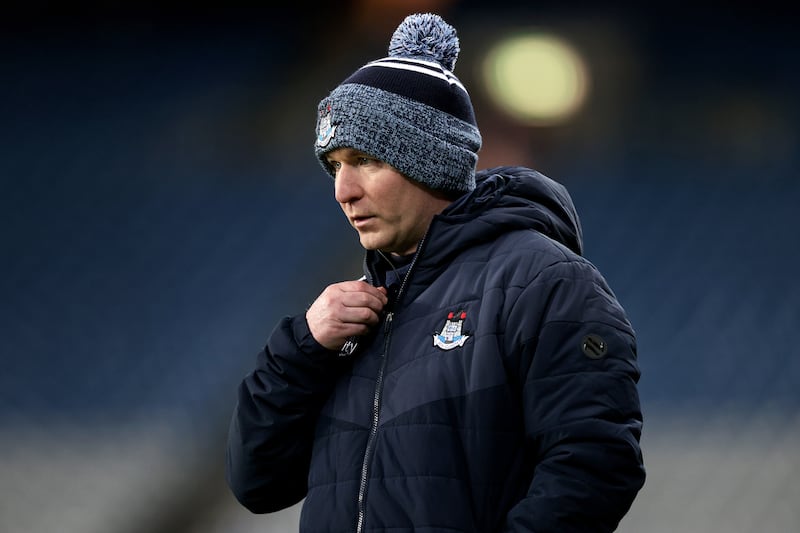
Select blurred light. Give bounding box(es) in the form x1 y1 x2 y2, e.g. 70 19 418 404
481 33 590 126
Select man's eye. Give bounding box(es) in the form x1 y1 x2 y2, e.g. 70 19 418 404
357 157 370 165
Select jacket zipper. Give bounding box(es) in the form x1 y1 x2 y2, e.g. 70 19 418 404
355 311 393 533
354 234 427 533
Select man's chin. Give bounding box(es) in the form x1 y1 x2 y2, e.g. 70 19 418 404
358 237 383 251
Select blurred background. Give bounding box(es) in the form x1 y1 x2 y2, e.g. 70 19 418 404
1 1 798 532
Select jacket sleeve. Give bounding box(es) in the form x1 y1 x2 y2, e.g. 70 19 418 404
225 314 344 513
504 260 646 532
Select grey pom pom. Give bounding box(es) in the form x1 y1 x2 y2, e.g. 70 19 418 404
388 13 460 72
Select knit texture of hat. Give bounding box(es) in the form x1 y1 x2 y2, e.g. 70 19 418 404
314 13 482 196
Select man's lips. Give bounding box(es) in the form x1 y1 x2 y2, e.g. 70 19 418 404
351 215 374 228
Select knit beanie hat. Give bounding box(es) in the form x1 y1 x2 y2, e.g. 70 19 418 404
314 13 482 196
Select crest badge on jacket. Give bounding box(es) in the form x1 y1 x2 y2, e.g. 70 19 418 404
433 310 470 350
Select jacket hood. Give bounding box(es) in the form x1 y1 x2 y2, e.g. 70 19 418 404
431 165 583 256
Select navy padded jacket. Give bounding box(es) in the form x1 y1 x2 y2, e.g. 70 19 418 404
226 166 645 532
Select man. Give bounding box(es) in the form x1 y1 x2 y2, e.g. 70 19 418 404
226 12 645 532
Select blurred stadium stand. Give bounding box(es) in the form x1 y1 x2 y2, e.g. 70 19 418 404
1 2 798 532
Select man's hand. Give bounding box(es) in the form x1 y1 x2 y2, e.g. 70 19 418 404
306 280 388 351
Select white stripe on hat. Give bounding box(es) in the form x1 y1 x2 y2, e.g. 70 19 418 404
362 57 468 93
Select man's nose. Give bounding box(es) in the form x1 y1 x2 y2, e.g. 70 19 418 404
334 165 362 204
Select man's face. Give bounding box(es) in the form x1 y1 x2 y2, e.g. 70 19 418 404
326 148 452 256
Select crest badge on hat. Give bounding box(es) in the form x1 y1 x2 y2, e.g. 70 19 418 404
433 310 470 350
316 105 337 148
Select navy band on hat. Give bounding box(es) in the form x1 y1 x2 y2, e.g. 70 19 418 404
344 57 477 126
